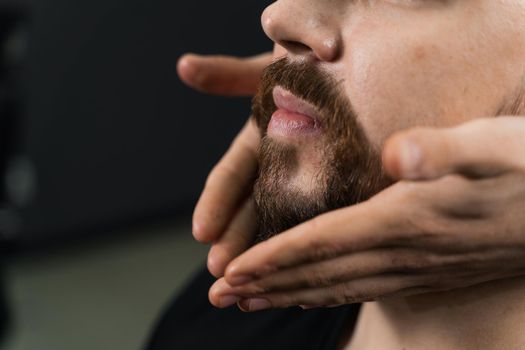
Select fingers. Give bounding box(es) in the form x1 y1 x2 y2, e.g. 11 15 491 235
177 53 273 96
222 248 447 294
193 119 260 243
220 173 503 286
383 117 525 181
236 275 414 311
210 239 523 310
219 171 513 288
223 193 410 286
209 274 421 311
207 198 258 278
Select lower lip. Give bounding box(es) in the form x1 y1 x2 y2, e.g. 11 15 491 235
267 108 320 138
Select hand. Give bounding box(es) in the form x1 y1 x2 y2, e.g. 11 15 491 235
208 117 525 311
177 53 272 96
178 53 273 277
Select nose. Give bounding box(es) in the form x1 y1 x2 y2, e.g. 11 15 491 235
261 1 342 62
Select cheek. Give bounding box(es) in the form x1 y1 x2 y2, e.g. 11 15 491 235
345 35 458 145
339 16 520 149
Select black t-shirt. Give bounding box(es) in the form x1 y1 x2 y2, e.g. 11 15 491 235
147 267 361 350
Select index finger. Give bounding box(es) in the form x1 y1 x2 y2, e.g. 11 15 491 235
224 186 411 286
177 53 273 96
193 119 260 243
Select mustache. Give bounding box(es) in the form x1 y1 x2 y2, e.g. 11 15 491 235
252 57 371 161
252 57 339 132
252 57 365 142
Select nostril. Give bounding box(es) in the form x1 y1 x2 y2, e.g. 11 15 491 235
281 40 313 55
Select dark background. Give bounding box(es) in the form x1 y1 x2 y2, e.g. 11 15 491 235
2 0 273 245
0 1 276 348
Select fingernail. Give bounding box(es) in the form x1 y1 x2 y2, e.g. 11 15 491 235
219 295 241 308
229 275 253 286
399 139 423 179
239 298 271 312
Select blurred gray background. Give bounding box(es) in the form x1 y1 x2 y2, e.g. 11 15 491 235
0 0 272 348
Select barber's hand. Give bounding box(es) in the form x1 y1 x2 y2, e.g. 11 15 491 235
209 117 525 311
177 53 272 96
178 53 272 277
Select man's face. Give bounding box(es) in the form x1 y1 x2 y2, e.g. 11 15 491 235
252 0 525 240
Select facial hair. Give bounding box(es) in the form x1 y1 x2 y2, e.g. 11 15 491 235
251 58 393 242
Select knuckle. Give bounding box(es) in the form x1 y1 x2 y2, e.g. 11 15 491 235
392 181 420 202
407 209 460 247
277 294 300 308
307 242 340 262
389 250 445 273
390 254 422 271
386 206 442 246
341 284 370 304
369 185 421 236
308 272 337 288
392 183 430 216
303 221 341 261
328 284 348 305
247 282 270 295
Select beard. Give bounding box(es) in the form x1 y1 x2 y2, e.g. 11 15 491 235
251 58 393 242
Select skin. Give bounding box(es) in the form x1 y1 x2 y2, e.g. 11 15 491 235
180 0 525 320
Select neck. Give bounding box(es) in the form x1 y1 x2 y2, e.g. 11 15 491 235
347 277 525 350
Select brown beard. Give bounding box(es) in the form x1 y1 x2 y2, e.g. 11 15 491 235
251 58 393 242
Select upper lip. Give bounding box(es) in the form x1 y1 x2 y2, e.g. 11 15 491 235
272 86 322 122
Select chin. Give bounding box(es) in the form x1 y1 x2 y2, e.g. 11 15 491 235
253 178 329 242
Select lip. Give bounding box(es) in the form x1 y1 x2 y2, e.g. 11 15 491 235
268 86 322 139
272 86 322 123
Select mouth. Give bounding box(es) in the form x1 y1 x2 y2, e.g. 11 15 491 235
267 86 322 139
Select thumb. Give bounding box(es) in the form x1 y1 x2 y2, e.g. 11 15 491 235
177 52 273 97
382 117 525 180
